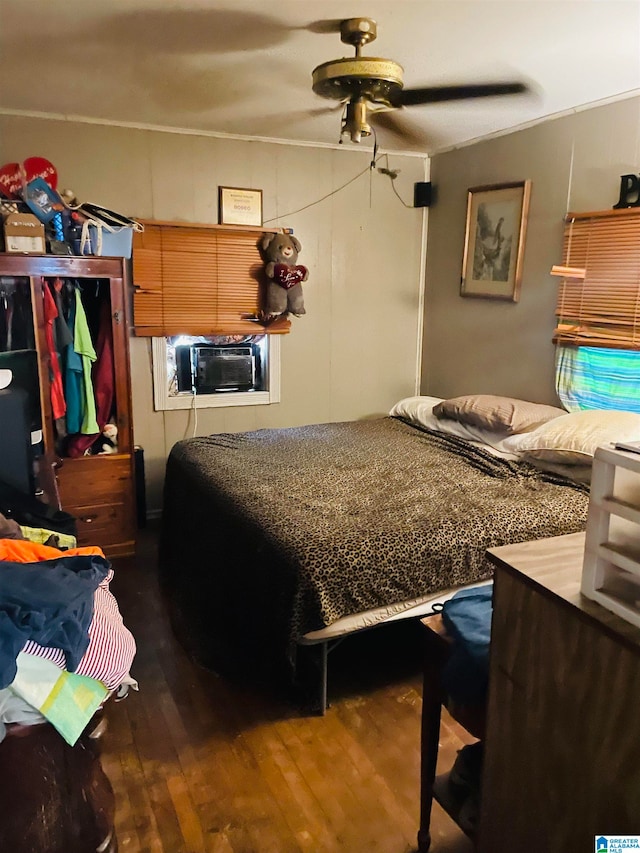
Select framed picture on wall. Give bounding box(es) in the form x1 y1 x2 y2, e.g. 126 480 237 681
218 186 263 226
460 180 531 301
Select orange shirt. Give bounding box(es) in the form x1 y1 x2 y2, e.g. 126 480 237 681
0 539 105 564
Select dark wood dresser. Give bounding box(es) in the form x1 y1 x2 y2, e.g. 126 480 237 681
480 532 640 851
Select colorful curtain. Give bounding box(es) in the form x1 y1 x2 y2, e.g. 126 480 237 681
556 345 640 413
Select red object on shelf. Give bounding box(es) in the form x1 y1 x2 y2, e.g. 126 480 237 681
0 162 22 199
0 157 58 200
23 156 58 190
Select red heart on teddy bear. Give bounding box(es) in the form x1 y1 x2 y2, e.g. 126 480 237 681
274 263 307 290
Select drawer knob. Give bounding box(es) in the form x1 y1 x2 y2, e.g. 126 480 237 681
81 514 97 523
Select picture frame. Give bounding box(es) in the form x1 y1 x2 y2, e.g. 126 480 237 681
460 180 531 301
218 186 263 227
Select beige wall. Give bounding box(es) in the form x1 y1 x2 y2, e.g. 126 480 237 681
0 115 427 512
422 95 640 405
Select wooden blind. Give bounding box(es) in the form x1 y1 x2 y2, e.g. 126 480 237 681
554 207 640 349
132 221 290 336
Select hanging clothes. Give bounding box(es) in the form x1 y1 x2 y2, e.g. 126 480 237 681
93 297 115 427
42 279 66 421
52 278 73 352
51 278 74 443
64 295 84 435
71 286 99 436
66 296 115 458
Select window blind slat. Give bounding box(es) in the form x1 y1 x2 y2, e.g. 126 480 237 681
554 208 640 349
131 222 291 336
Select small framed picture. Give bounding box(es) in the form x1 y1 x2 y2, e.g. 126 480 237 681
218 186 263 227
460 180 531 302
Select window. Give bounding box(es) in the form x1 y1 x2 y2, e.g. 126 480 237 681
132 222 291 337
552 207 640 413
132 221 287 411
152 333 280 411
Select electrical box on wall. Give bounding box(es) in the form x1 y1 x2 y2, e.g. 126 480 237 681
414 182 432 208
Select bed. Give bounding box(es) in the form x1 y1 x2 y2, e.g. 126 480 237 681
158 394 610 711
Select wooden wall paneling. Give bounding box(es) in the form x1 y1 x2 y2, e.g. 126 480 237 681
0 115 428 513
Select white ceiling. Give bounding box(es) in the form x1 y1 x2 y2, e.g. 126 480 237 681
1 0 640 155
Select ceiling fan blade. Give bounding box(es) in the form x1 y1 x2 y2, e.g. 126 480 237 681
260 104 344 133
304 19 345 34
369 110 429 149
392 81 528 108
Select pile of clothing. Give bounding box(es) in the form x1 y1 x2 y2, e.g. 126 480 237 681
0 513 136 745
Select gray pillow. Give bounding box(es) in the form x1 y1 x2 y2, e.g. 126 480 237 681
433 394 566 435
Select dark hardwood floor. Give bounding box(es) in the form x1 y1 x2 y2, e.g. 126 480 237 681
103 524 474 853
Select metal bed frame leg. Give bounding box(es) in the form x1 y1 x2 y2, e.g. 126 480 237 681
295 637 345 715
317 638 345 715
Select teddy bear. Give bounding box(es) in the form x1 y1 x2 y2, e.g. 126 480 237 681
93 422 118 455
260 232 308 318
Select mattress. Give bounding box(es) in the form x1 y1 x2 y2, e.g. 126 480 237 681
159 417 590 679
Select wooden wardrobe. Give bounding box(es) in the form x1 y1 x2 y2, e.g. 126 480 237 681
0 253 136 557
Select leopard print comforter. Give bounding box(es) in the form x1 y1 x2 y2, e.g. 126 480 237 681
161 417 589 673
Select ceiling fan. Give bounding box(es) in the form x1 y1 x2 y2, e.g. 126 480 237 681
311 17 528 144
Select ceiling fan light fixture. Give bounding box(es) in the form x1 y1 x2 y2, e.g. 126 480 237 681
342 98 371 144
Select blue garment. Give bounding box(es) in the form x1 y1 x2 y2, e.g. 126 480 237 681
0 553 110 688
440 583 493 705
64 298 84 434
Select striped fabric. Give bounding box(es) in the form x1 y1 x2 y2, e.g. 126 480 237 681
0 541 136 692
556 345 640 413
21 574 136 691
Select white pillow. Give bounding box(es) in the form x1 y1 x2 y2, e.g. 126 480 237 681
389 396 444 425
390 396 520 459
503 409 640 464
